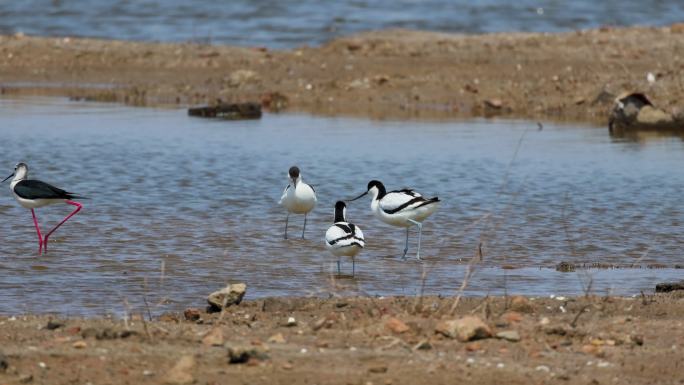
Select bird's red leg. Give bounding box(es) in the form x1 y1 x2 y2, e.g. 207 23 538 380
31 209 43 254
43 201 82 252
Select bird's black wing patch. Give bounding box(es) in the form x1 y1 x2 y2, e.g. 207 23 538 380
14 180 74 200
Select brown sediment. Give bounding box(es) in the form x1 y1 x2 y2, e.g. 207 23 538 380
0 295 682 384
3 25 684 123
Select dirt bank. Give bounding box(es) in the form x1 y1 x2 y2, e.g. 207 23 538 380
0 294 683 384
3 25 684 123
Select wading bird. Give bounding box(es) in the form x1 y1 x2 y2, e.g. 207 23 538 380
325 201 365 276
349 180 438 260
2 163 84 254
279 166 316 239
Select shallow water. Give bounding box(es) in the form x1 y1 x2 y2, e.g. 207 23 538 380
0 97 682 316
1 1 683 48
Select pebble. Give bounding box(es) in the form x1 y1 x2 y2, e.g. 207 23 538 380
535 365 550 372
183 308 201 322
286 317 297 327
227 345 268 364
435 316 492 342
368 365 388 373
267 333 286 344
38 362 47 369
72 341 87 349
385 317 410 334
496 331 521 342
207 283 247 311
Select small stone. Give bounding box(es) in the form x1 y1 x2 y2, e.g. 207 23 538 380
227 69 261 87
143 370 155 376
539 317 550 326
501 311 523 323
163 355 196 385
412 340 432 351
0 351 8 372
484 98 503 109
368 365 388 373
267 333 286 344
435 316 492 342
282 362 294 370
46 320 64 330
385 317 410 334
72 341 87 349
207 283 246 311
496 331 521 342
465 342 482 351
535 365 550 372
285 317 297 327
510 296 534 313
202 328 224 346
18 374 33 383
38 362 46 369
227 345 268 364
183 308 201 322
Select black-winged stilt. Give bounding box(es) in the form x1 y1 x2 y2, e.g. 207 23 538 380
2 163 84 254
349 180 439 260
325 201 365 276
279 166 316 239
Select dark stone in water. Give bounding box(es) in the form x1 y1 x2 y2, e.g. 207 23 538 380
46 319 64 330
655 281 684 293
188 102 262 120
555 262 575 272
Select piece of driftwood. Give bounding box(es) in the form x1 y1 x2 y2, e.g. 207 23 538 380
655 281 684 293
188 102 262 120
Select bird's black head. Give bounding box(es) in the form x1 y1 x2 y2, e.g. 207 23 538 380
288 166 300 179
367 180 386 198
334 200 347 223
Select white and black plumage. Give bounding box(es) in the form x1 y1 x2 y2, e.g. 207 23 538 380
278 166 317 239
350 180 439 260
2 162 85 254
325 201 364 276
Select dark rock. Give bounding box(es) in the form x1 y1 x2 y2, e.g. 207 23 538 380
655 281 684 293
46 320 64 330
609 92 684 135
188 103 261 120
0 351 8 372
183 308 201 322
556 262 575 272
81 327 138 340
227 345 268 364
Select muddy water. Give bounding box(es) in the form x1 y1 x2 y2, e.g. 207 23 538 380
0 97 682 316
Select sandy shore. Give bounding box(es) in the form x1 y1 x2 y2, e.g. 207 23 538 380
2 25 684 123
0 295 682 385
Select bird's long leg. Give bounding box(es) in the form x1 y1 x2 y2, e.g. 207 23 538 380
301 213 307 239
407 219 423 260
352 258 355 277
337 259 341 276
402 227 410 259
43 200 82 252
284 213 289 240
31 209 43 253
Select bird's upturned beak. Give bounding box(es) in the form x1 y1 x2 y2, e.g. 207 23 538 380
1 173 13 183
348 191 368 202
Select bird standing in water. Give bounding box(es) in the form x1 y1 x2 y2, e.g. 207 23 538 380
325 201 365 276
349 180 439 260
2 163 85 254
279 166 316 239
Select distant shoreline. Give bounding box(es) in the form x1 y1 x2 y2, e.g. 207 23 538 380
2 25 684 123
